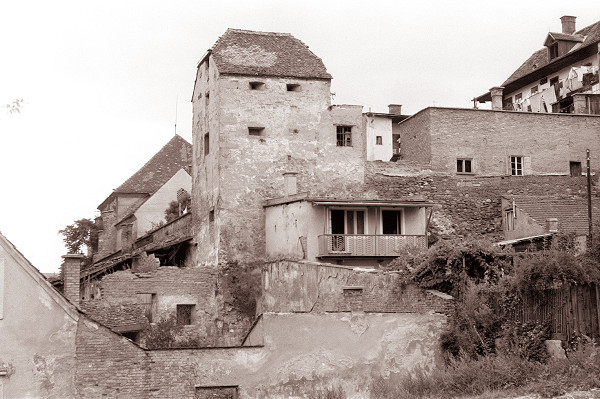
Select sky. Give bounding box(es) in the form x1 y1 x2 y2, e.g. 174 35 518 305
1 0 598 273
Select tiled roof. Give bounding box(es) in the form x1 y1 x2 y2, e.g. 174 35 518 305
210 29 332 80
510 196 600 235
546 32 585 42
99 135 192 208
502 20 600 87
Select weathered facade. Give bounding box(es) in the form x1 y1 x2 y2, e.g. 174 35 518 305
0 233 79 398
95 134 192 260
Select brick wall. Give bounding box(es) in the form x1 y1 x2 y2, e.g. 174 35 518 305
262 260 453 314
82 266 250 346
75 317 150 398
399 107 600 176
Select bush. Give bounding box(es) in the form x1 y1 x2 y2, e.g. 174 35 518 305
144 314 200 349
498 320 550 362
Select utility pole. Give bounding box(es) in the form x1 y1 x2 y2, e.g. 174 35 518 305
587 149 593 249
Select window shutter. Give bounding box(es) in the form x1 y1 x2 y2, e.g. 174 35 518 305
524 156 532 175
507 156 511 175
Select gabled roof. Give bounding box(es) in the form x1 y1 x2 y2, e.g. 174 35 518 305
506 196 600 236
0 231 79 320
98 135 192 210
209 29 332 80
502 20 600 88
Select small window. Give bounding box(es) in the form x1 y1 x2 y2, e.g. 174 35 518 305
209 209 214 223
196 386 238 399
570 161 582 177
286 84 300 92
336 126 352 147
540 77 548 85
249 81 265 90
121 331 140 344
205 91 210 99
248 127 264 136
176 304 195 325
510 156 523 176
550 76 559 86
531 85 538 95
204 133 210 156
457 159 473 174
505 210 515 231
375 136 383 145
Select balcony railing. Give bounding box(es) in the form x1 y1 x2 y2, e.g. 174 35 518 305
317 234 426 257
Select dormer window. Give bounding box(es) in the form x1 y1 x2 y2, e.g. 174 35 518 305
549 42 559 60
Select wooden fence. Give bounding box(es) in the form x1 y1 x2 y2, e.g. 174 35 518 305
517 284 600 340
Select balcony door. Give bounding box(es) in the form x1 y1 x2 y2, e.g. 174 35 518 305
330 209 365 251
381 210 402 234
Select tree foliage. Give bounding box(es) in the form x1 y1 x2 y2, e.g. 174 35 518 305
164 191 191 222
3 99 23 114
58 218 98 254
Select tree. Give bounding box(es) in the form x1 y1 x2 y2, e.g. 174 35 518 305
3 99 23 115
58 218 98 254
164 190 191 222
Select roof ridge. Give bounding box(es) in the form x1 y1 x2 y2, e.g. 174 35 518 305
225 28 293 37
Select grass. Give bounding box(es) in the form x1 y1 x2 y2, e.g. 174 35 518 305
369 343 600 399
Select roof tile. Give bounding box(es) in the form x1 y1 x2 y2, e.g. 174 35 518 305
210 29 332 80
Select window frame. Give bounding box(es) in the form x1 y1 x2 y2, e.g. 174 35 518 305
504 209 515 231
510 156 523 176
328 207 368 235
336 125 353 147
456 158 473 174
375 136 383 145
380 208 404 235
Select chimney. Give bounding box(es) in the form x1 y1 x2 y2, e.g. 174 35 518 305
490 87 505 111
61 254 84 306
388 104 402 115
283 172 298 196
561 16 576 35
546 218 559 233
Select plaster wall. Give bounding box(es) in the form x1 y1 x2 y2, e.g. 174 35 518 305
0 246 78 399
134 168 192 235
366 114 393 161
501 197 547 240
147 312 446 399
192 62 367 266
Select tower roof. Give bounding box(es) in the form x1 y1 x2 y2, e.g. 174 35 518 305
209 29 332 80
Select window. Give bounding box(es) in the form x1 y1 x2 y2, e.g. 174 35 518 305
570 161 582 177
176 304 195 325
249 81 265 90
336 126 352 147
195 386 238 399
286 83 300 92
549 42 559 60
504 210 515 231
121 331 140 344
510 156 523 176
204 133 210 155
329 209 365 252
376 136 383 145
531 85 538 95
456 159 473 174
137 293 157 323
248 127 264 136
381 210 402 235
503 96 513 110
539 77 548 85
550 76 559 86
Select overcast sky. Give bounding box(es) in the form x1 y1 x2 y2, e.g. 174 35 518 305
1 0 598 273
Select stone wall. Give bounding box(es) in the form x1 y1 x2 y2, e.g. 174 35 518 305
363 165 598 240
262 260 453 314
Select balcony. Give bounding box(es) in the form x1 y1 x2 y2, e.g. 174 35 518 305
317 234 426 257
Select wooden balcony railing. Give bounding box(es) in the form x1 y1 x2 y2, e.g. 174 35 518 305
317 234 426 257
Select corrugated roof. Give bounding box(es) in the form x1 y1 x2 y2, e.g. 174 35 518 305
502 20 600 87
98 135 192 209
210 29 332 80
509 196 600 235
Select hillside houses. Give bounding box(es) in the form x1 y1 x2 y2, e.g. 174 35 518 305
4 17 600 398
